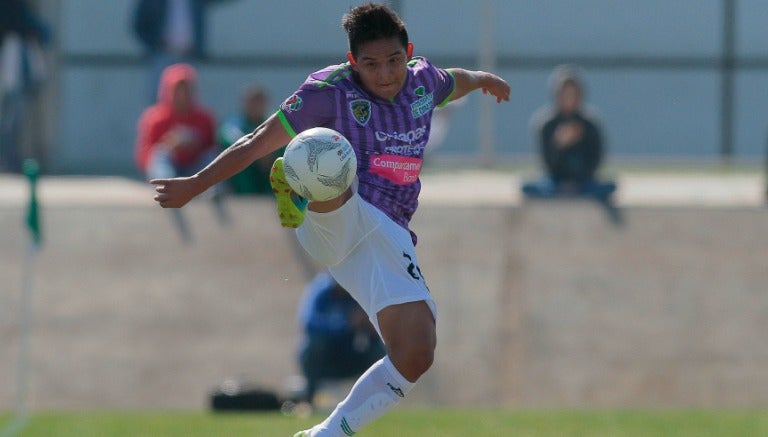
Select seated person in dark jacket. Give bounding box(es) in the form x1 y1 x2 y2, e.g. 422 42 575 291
297 271 386 405
523 65 616 201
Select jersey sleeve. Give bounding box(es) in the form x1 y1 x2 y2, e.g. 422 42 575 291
427 59 456 107
276 83 336 138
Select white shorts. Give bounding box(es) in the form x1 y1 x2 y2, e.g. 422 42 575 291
296 193 437 335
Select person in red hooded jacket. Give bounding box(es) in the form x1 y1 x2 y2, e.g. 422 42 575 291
136 63 216 177
135 63 225 241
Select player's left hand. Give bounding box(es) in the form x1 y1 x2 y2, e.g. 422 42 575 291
481 73 511 103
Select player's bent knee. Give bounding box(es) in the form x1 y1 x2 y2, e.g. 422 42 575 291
378 301 437 381
410 347 435 376
390 342 435 382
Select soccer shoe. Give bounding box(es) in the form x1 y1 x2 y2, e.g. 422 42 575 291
270 157 308 228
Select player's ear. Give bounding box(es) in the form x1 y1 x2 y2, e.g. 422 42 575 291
407 42 414 59
346 52 356 66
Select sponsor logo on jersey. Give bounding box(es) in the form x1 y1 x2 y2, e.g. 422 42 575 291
410 92 434 119
374 126 427 144
281 94 303 113
414 85 426 97
349 99 372 126
370 154 422 185
383 144 425 156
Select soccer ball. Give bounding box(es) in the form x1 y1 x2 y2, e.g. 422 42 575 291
282 127 357 202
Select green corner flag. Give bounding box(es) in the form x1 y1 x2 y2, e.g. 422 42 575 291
3 160 41 437
23 159 41 247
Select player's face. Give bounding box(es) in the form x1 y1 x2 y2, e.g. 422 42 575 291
351 37 409 101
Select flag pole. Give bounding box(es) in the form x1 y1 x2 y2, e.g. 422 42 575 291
1 160 42 437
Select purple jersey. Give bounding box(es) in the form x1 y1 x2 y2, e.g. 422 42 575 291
277 57 455 241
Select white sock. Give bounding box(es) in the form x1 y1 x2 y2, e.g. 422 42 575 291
309 356 414 436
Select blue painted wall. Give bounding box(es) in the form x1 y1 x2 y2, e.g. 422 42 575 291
54 0 768 175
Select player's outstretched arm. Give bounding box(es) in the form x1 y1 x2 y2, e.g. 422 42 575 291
446 68 510 103
151 113 291 208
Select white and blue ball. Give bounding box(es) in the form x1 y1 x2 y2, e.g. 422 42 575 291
282 127 357 202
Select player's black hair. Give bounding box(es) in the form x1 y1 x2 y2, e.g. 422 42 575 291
342 2 408 58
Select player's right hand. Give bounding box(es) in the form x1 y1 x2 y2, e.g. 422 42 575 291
480 72 511 103
150 177 202 208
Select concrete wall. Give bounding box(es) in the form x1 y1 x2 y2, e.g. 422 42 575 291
45 1 768 174
1 191 767 409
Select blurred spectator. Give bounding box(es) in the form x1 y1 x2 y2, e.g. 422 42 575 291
132 0 231 102
523 65 621 222
218 85 284 195
765 133 768 205
135 63 225 242
0 0 50 173
524 65 616 200
297 271 386 406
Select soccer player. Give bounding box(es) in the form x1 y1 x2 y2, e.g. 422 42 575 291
151 3 510 436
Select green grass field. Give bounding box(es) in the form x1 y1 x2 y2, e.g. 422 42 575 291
3 409 768 436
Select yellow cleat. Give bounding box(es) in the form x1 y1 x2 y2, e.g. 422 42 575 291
270 157 308 228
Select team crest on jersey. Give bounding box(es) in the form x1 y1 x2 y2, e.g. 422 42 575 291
349 99 372 126
281 94 303 113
